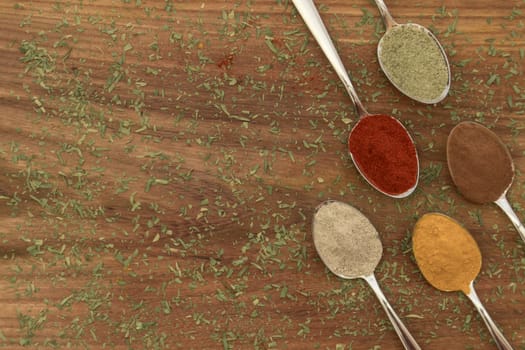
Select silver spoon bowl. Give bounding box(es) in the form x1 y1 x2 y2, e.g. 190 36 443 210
374 0 451 104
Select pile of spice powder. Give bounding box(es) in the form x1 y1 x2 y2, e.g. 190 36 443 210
412 213 481 295
313 201 383 278
348 114 418 196
379 24 449 102
447 121 514 204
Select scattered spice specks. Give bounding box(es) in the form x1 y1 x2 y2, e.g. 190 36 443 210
0 0 524 349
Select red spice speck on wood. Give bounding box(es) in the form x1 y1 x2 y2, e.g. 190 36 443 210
348 114 418 196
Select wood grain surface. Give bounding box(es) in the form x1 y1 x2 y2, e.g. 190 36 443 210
0 0 524 349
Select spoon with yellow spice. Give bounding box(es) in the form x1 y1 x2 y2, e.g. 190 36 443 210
413 213 514 350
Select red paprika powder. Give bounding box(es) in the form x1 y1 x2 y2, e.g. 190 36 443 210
348 114 418 196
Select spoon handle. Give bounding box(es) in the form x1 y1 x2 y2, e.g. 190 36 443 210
290 0 368 117
373 0 397 29
495 195 525 245
466 283 514 350
363 274 421 350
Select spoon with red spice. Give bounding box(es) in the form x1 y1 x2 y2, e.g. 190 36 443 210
291 0 419 198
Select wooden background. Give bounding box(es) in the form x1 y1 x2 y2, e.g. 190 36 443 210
0 0 524 349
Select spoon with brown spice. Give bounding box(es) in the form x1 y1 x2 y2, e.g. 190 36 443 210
413 213 514 350
291 0 419 198
313 201 421 350
374 0 451 104
447 121 525 244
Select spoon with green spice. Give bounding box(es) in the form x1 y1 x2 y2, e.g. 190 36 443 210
291 0 419 198
374 0 451 104
313 200 421 350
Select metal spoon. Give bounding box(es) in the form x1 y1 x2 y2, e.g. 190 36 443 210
447 121 525 245
374 0 451 104
413 213 514 350
291 0 419 198
313 200 421 350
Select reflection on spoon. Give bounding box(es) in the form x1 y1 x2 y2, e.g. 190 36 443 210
374 0 451 104
413 213 514 350
313 201 421 350
291 0 419 198
447 121 525 244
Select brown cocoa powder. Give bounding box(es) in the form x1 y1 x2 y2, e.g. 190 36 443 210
446 122 514 204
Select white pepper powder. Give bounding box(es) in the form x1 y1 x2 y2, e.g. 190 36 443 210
313 201 383 278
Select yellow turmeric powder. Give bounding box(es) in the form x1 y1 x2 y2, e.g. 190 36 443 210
412 213 481 294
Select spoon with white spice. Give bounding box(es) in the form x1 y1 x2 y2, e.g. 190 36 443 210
374 0 451 104
312 201 421 350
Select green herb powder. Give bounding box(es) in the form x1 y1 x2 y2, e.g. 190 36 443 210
379 24 449 103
